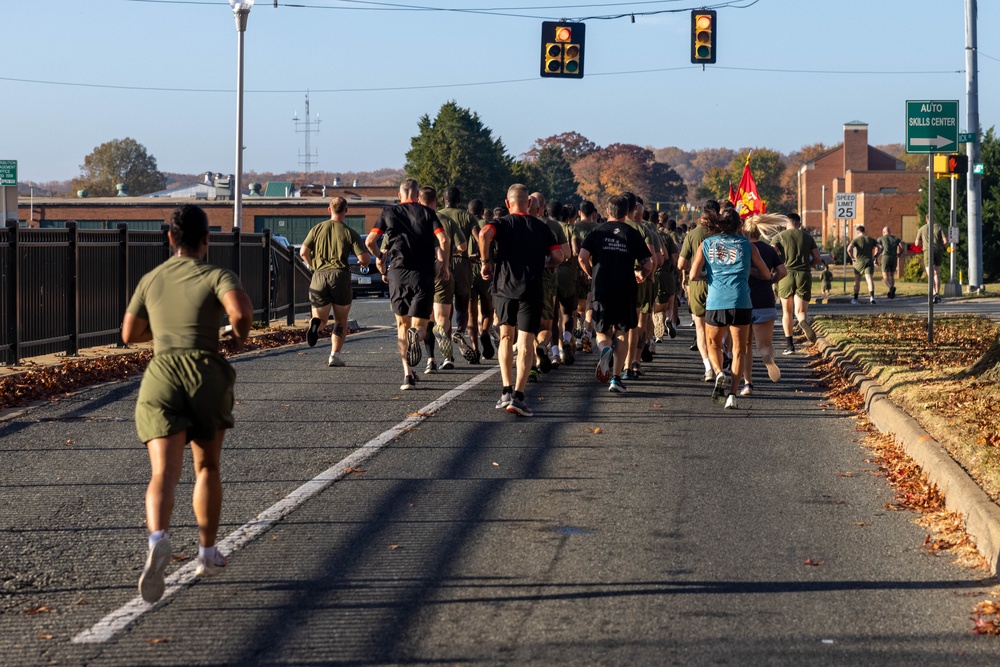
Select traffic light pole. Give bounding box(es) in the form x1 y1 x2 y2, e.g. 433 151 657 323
927 155 934 344
965 0 983 292
946 175 960 296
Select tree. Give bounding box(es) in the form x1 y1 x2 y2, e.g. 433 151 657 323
512 146 580 206
571 143 683 208
522 131 597 164
405 101 512 205
694 149 787 212
979 126 1000 282
72 138 166 197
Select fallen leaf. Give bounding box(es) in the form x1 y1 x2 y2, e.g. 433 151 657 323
587 427 603 434
23 605 53 615
854 522 870 527
37 634 54 640
65 438 74 446
804 558 824 567
491 461 500 467
388 544 401 550
75 597 88 605
650 403 663 408
344 467 365 475
407 411 434 418
148 637 171 644
171 554 189 562
836 471 854 477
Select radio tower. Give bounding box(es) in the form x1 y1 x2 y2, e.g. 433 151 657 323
293 92 320 176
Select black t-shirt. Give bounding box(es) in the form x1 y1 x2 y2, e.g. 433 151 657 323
372 202 444 273
486 213 560 300
581 221 652 302
749 240 782 309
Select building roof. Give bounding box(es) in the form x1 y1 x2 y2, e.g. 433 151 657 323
264 182 295 197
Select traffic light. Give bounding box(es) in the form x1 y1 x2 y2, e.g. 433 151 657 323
541 21 585 78
934 154 969 175
691 10 717 64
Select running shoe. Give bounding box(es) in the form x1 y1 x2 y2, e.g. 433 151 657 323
666 321 677 339
506 397 533 417
495 392 513 410
799 318 817 343
782 345 796 356
581 335 593 354
888 286 896 299
711 372 728 403
641 343 653 363
433 325 453 360
649 340 657 355
762 353 781 382
562 341 575 366
573 326 586 340
328 355 345 367
306 317 321 347
480 330 495 360
869 297 876 305
739 383 753 397
536 345 553 373
653 317 665 340
689 341 698 351
195 550 228 577
724 393 738 410
595 346 613 383
528 369 540 383
850 297 858 305
703 368 715 382
138 536 172 603
453 332 480 364
440 358 455 370
400 374 417 390
424 358 438 375
405 328 422 367
609 376 627 393
933 295 942 304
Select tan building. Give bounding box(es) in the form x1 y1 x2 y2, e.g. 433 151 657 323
798 122 924 248
15 184 401 244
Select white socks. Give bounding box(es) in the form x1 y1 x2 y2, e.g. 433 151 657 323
199 545 219 561
149 530 168 550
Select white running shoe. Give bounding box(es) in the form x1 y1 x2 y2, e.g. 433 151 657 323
433 325 453 360
762 353 781 382
595 346 613 383
711 372 728 403
703 368 715 382
138 536 172 603
328 355 345 367
739 383 753 397
195 550 228 577
724 393 738 409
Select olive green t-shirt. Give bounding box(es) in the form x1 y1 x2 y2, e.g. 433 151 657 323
849 235 878 266
558 220 576 263
916 223 947 251
544 217 569 247
876 234 901 258
679 225 715 261
771 228 818 272
127 256 243 356
438 207 479 259
573 220 597 251
435 211 467 261
302 219 366 271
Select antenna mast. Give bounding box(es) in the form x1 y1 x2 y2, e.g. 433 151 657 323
293 91 321 176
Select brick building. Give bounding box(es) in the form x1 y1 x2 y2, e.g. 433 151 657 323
797 122 924 248
15 184 402 244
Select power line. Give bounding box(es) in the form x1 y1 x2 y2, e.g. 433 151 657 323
0 65 963 95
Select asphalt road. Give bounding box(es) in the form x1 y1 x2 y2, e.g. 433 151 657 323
1 297 997 666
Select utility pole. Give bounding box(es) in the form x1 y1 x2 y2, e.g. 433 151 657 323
965 0 983 292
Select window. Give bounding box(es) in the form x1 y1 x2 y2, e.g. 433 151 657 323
879 188 897 194
345 215 366 235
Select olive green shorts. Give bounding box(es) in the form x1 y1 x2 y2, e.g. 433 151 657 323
777 270 813 301
881 256 898 273
434 275 455 304
309 268 352 308
451 257 472 298
135 350 236 443
541 269 557 321
923 251 943 268
687 280 708 317
636 279 655 314
655 268 678 303
556 264 577 301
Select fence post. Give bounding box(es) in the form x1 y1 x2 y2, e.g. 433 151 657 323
286 233 296 326
4 221 17 365
262 228 272 327
232 227 241 278
114 223 128 347
66 221 79 357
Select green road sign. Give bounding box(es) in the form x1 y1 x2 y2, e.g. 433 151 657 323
974 163 985 175
906 100 959 154
959 132 976 143
0 160 16 187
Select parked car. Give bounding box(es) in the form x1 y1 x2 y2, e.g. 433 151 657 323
349 239 388 297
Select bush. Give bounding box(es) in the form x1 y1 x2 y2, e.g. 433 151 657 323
824 240 845 264
902 255 953 283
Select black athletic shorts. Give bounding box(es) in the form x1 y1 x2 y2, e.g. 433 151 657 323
388 267 434 320
494 295 542 335
591 297 638 334
705 308 752 327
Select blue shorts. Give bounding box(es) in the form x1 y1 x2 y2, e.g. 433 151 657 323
751 307 777 324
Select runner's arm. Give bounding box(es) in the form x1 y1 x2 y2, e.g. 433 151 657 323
300 245 313 268
222 288 254 348
687 246 705 283
810 247 822 268
122 312 152 344
578 248 593 279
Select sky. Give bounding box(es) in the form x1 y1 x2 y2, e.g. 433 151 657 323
3 0 998 184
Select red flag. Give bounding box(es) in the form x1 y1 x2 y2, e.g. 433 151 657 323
727 181 737 207
734 154 766 219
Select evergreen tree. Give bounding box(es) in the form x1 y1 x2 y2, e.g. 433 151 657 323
405 101 512 206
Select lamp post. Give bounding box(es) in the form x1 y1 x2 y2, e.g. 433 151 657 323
229 0 254 231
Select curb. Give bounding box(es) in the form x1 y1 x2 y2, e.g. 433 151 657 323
816 335 1000 575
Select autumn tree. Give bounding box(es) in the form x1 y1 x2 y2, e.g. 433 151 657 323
571 143 685 208
72 138 166 197
522 131 598 164
512 146 580 206
405 101 512 205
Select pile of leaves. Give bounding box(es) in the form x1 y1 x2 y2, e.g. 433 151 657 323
0 328 320 412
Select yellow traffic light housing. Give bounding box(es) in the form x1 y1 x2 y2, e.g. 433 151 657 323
691 10 717 65
934 154 969 176
541 21 585 78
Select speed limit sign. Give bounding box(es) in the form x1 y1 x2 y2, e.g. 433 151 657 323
835 193 857 220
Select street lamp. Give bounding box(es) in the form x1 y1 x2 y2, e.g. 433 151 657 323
229 0 254 231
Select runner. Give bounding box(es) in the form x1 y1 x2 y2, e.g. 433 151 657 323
876 226 903 299
848 224 880 305
771 212 822 355
438 186 481 364
479 184 564 416
467 198 496 359
678 201 720 382
300 196 370 366
418 187 466 373
739 214 788 396
652 212 681 347
365 178 450 390
914 215 948 303
554 202 579 366
530 192 569 377
621 193 660 380
578 194 653 393
687 207 773 409
122 204 254 602
571 200 599 353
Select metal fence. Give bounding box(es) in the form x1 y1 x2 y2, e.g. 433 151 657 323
0 222 314 365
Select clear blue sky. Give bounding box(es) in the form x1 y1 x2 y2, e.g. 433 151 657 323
3 0 997 183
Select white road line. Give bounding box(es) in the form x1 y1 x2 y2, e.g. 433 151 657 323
72 366 500 644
